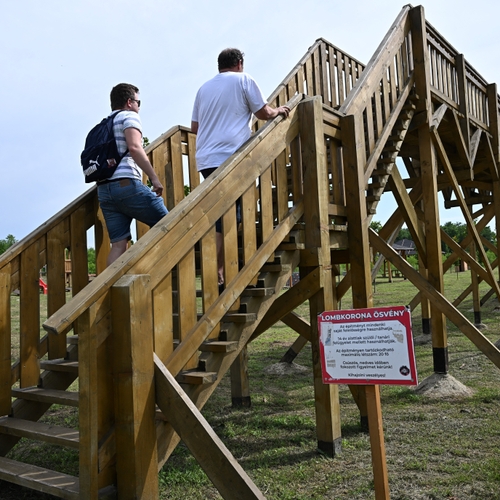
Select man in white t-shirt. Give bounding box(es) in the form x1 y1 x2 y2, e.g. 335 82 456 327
191 48 290 287
97 83 168 266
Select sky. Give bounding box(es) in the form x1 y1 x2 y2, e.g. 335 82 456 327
2 0 500 243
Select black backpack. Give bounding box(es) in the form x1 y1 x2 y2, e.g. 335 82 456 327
81 110 129 183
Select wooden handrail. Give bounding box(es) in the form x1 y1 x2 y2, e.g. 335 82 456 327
339 5 412 115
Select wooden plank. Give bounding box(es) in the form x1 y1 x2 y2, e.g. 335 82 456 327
154 354 266 499
388 166 426 264
11 387 79 407
178 249 199 369
70 205 89 297
222 205 240 312
260 168 274 262
335 49 345 105
275 150 289 223
241 184 258 274
282 311 311 341
328 47 339 107
200 230 220 339
187 132 199 191
0 266 11 416
170 131 185 207
20 241 40 388
0 456 79 500
153 272 174 360
0 417 79 448
47 223 67 359
112 274 159 500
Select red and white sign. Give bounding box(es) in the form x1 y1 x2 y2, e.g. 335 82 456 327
318 305 418 386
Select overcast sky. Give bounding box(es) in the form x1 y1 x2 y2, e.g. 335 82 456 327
2 0 500 243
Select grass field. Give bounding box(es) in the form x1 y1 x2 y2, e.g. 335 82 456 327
2 271 500 499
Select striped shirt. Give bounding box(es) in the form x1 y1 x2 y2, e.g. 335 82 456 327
109 110 143 180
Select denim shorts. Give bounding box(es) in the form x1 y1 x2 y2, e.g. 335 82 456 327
97 178 168 243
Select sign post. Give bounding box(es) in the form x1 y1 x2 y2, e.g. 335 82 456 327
318 305 418 500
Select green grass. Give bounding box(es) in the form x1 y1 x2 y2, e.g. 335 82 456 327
2 271 500 499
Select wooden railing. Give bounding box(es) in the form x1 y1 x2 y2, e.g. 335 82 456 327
425 20 490 129
339 5 414 182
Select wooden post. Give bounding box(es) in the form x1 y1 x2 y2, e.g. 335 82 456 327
0 265 11 416
410 5 448 373
112 274 159 500
20 241 40 388
341 110 389 497
47 224 68 359
299 96 342 456
78 304 99 500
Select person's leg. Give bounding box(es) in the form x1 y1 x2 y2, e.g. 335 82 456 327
216 231 224 285
200 168 225 285
107 239 129 266
97 183 133 267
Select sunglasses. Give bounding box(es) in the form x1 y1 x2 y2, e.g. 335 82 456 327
130 98 141 107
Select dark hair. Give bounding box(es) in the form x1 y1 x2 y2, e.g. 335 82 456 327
217 48 244 71
110 83 139 110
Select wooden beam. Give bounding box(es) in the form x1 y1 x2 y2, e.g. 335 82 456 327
370 229 500 369
154 354 266 500
431 127 500 301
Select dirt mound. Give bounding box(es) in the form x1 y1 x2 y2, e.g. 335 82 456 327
263 362 309 376
413 373 473 399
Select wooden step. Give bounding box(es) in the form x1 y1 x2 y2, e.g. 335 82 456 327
67 335 78 345
40 359 79 374
241 286 275 297
222 312 257 323
11 387 79 407
0 456 80 500
177 371 218 385
198 341 238 353
260 263 291 273
0 416 79 449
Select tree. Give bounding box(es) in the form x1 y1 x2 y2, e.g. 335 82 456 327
370 220 382 233
88 248 96 275
0 234 17 254
396 227 411 241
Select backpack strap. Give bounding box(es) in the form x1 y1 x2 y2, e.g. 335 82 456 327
111 110 129 160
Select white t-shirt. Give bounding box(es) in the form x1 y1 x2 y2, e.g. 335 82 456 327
191 72 267 171
109 110 143 180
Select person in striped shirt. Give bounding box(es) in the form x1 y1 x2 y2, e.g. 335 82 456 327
97 83 168 266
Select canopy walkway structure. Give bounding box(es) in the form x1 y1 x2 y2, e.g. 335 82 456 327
1 5 499 499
